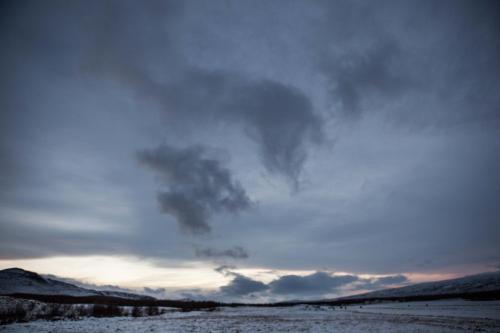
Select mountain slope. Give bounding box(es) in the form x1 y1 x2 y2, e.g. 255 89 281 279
0 268 154 300
343 271 500 300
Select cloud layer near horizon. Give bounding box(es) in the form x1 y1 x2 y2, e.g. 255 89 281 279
44 269 409 302
216 269 409 301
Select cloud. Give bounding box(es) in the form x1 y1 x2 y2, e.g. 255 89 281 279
143 287 167 298
134 68 323 187
269 272 358 296
316 0 500 127
321 40 413 118
374 274 408 285
137 144 251 234
196 246 248 260
164 69 323 188
215 271 410 301
356 274 409 290
156 70 324 187
216 271 405 300
219 274 269 297
214 265 237 277
46 270 409 302
84 2 324 187
1 0 499 277
217 271 360 300
227 79 323 188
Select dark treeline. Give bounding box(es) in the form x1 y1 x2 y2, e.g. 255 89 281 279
2 290 499 325
4 294 220 310
272 290 500 307
0 302 163 325
4 289 500 310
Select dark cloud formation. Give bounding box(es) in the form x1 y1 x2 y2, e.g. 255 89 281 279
373 275 408 286
196 246 248 260
220 274 269 297
143 287 167 297
83 1 324 187
269 272 358 296
116 69 323 187
322 40 412 118
356 275 409 290
151 70 324 187
137 145 251 234
236 80 323 187
45 270 409 301
214 265 237 276
317 0 500 126
224 78 323 187
217 271 408 299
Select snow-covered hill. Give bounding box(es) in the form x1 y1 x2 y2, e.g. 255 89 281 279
344 271 500 300
0 268 153 300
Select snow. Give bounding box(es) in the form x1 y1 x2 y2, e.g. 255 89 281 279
0 268 96 297
2 300 499 332
2 268 500 331
345 271 500 300
352 299 500 320
0 268 152 300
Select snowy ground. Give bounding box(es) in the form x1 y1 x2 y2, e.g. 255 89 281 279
1 300 499 333
354 299 500 320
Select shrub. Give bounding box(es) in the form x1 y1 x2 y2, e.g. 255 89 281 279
146 306 159 316
0 304 27 324
75 305 90 317
106 304 123 317
90 304 124 317
131 306 143 317
91 304 107 317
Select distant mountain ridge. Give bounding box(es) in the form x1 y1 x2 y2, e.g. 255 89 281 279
0 268 154 300
341 270 500 301
2 267 500 305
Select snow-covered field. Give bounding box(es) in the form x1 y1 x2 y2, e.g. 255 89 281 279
354 299 500 320
2 300 500 333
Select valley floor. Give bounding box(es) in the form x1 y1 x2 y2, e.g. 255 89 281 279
2 299 500 333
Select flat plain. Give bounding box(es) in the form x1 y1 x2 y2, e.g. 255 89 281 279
2 300 499 333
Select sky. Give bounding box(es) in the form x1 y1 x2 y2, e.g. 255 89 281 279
0 0 499 302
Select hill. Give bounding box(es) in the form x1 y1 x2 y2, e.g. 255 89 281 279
0 268 153 301
339 270 500 302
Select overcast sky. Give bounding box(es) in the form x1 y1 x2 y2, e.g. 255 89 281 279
1 0 499 302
